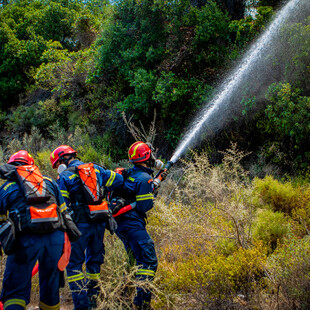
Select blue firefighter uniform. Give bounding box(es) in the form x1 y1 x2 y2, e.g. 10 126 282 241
115 165 158 309
0 177 66 310
57 159 123 310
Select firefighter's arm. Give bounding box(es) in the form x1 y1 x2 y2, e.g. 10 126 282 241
56 174 71 207
135 178 154 214
0 192 7 224
99 166 124 191
0 183 14 223
51 179 81 242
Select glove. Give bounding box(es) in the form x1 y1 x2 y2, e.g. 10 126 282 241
109 198 126 215
62 212 81 242
153 170 169 189
153 178 161 189
0 219 16 255
106 214 118 235
161 170 168 181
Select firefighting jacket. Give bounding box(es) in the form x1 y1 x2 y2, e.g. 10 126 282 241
0 176 67 226
57 159 123 222
116 165 155 225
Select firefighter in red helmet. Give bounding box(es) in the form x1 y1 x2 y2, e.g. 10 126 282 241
112 141 166 310
0 150 80 310
50 145 123 310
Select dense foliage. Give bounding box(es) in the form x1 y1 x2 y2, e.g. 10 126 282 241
2 0 308 170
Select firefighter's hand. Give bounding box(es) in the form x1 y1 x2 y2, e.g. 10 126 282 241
109 198 126 215
63 213 81 242
107 214 118 235
153 178 161 189
161 170 168 181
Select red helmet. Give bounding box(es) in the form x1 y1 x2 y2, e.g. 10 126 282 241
128 141 151 163
50 145 77 168
8 150 34 165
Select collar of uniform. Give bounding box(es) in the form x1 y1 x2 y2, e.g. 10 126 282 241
132 165 154 175
68 159 84 167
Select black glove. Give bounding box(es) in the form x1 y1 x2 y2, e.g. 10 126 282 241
0 219 16 255
109 198 126 215
62 212 81 242
153 170 169 189
161 170 168 181
106 214 118 235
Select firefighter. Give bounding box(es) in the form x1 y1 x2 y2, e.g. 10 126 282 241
50 145 123 310
0 150 79 310
112 142 165 310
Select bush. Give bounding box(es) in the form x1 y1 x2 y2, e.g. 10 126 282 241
253 176 300 214
265 236 310 310
252 209 289 251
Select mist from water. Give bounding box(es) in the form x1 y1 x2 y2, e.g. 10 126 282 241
170 0 310 164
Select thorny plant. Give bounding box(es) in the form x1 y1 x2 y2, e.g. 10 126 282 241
122 110 157 147
179 143 254 249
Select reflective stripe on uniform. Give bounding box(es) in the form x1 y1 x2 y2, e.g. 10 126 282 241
60 190 69 198
105 171 116 187
136 194 154 201
67 272 84 283
59 202 67 212
136 269 156 277
4 299 26 309
39 301 60 310
86 272 100 280
0 214 7 221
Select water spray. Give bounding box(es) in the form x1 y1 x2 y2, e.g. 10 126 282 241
169 0 307 164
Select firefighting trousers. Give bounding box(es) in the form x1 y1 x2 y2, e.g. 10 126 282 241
66 222 106 310
0 230 64 310
116 220 158 308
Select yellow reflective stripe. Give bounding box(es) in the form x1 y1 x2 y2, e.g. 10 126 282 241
105 171 116 187
59 202 67 212
43 176 53 182
0 214 7 221
67 272 84 282
86 272 100 280
136 194 154 201
60 190 69 198
136 197 154 201
4 299 26 309
136 194 153 198
130 142 144 159
128 177 135 182
39 301 60 310
136 269 156 277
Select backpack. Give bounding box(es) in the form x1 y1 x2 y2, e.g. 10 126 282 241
69 163 110 222
14 164 63 233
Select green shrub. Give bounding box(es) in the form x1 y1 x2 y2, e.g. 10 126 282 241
266 236 310 309
252 209 289 250
253 176 300 214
